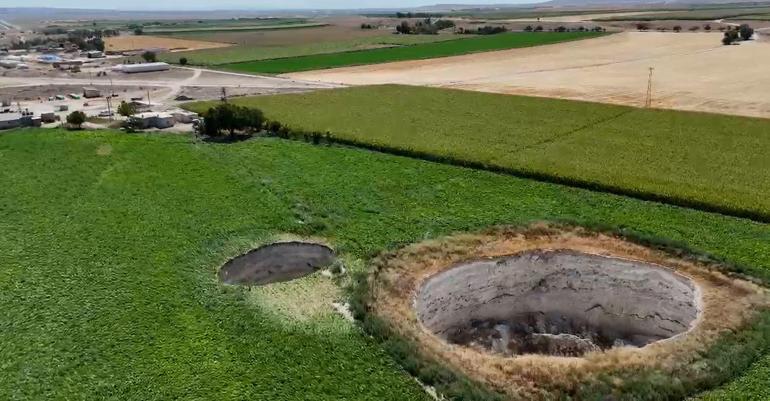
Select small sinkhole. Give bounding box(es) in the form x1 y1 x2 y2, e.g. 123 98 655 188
218 241 335 286
416 250 699 357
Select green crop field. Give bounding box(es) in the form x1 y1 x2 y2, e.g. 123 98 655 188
730 13 770 20
187 85 770 221
1 128 770 400
220 32 604 73
158 34 460 66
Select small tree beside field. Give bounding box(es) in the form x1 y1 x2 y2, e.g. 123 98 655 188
141 51 157 63
739 24 754 41
66 111 86 130
200 103 265 139
723 29 739 45
117 101 136 118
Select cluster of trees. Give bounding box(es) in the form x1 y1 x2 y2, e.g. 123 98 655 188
11 36 104 51
396 19 455 35
142 51 157 62
521 25 603 33
199 103 265 139
663 24 711 32
458 25 508 35
40 27 119 37
70 36 105 52
360 23 375 29
127 24 144 36
394 12 441 18
12 28 107 51
723 24 754 45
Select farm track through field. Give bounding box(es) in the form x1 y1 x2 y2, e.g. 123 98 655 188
508 109 634 154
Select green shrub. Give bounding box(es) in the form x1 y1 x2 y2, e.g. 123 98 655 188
65 111 86 129
201 103 264 138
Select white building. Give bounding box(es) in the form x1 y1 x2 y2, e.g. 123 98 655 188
130 112 176 129
115 62 170 74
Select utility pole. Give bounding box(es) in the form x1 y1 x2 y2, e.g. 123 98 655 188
645 67 654 108
106 96 112 122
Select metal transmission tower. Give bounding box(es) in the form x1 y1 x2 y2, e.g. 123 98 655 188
645 67 654 108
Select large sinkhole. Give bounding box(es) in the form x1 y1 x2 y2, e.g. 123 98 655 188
416 250 699 357
218 242 335 286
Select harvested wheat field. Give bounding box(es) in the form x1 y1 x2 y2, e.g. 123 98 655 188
105 35 231 53
288 32 770 118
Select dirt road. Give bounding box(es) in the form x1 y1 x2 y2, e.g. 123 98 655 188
104 35 231 53
287 32 770 118
0 67 341 94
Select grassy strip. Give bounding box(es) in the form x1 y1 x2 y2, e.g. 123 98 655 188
350 223 770 400
698 356 770 400
185 85 770 223
729 13 770 20
220 32 604 73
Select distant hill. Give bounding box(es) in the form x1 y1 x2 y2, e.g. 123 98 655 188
417 0 770 11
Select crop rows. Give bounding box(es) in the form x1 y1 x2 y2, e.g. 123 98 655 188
186 85 770 221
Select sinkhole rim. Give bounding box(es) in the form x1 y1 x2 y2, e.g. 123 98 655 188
218 240 336 286
366 225 768 398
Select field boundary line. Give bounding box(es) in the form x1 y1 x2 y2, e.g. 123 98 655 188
249 124 770 224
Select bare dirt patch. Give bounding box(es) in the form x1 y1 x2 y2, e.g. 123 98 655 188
288 32 770 118
105 35 231 53
163 19 389 47
368 225 769 399
178 85 314 100
219 241 335 286
0 84 136 101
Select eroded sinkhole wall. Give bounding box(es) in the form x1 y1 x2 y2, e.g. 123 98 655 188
219 242 335 286
416 250 699 357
